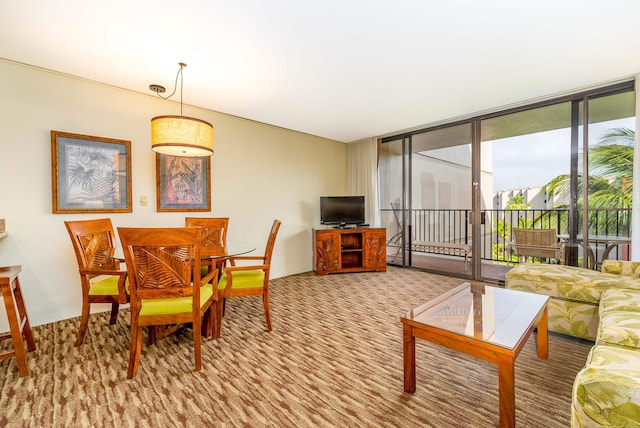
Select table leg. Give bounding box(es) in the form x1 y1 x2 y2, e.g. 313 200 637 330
403 323 416 393
497 355 516 428
537 306 549 359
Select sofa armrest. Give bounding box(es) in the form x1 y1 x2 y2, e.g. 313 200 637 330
601 260 640 277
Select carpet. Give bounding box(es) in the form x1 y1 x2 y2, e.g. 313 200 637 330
0 266 592 427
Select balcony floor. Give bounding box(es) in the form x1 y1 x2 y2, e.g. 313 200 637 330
387 248 513 284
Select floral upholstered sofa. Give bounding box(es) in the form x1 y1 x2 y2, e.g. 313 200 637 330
505 261 640 427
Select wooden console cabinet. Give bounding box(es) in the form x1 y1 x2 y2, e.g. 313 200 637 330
313 228 386 275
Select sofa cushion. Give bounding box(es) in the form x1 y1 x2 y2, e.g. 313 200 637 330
600 289 640 316
597 311 640 350
505 263 640 305
601 260 640 278
572 345 640 427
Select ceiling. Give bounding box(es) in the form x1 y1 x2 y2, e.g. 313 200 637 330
2 1 640 143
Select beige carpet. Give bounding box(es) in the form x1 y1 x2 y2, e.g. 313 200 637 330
0 267 593 427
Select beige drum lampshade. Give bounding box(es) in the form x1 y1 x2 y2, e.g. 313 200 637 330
151 115 214 157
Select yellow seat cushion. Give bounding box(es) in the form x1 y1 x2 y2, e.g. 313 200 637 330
218 270 265 290
140 283 214 316
89 275 129 295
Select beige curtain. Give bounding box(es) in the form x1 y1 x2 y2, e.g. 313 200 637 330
346 138 380 226
632 75 640 260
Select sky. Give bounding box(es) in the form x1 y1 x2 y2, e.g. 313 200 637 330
491 118 635 192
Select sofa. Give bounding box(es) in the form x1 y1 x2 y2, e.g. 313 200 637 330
505 261 640 341
505 261 640 427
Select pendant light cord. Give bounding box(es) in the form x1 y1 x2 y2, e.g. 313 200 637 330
155 63 186 115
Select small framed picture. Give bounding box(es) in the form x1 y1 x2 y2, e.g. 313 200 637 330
51 131 132 213
156 153 211 212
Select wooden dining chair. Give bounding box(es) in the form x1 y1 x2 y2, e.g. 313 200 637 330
117 227 218 379
184 217 229 274
64 218 129 346
217 219 281 335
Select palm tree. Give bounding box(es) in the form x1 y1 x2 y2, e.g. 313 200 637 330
493 195 533 262
536 127 634 234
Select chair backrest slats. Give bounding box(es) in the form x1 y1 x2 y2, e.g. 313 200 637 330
65 218 119 273
118 227 202 304
185 217 229 257
264 220 282 266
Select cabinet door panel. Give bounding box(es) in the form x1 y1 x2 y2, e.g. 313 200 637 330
364 230 387 271
315 234 340 273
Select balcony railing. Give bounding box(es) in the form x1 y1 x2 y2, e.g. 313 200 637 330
382 208 631 264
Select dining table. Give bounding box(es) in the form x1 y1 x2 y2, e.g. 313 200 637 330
108 239 256 263
558 234 631 268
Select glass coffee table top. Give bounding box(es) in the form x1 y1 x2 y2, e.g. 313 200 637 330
402 282 549 350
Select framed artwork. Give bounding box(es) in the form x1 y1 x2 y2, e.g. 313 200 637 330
156 153 211 212
51 131 132 213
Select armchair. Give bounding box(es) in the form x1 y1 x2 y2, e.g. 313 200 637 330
218 219 281 334
64 218 128 346
117 227 218 378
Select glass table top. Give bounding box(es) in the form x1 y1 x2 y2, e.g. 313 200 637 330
401 282 549 350
110 239 256 261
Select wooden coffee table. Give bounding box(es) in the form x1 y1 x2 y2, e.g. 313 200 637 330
401 282 549 428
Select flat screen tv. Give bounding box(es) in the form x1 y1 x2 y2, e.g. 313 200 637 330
320 196 365 227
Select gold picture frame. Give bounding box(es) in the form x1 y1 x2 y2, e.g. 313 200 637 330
51 131 132 213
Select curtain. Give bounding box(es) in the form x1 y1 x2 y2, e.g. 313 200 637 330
632 75 640 260
346 138 380 227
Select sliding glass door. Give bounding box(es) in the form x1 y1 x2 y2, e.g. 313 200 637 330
581 90 635 266
380 80 634 283
380 124 473 278
477 86 634 280
479 102 572 280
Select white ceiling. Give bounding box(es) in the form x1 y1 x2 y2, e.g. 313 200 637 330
2 1 640 142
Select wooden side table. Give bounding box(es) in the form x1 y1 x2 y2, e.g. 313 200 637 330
0 265 36 376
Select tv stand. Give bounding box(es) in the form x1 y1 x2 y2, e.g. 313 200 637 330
313 228 386 275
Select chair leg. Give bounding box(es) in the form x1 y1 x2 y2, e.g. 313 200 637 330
201 309 210 338
108 303 119 325
201 305 215 338
209 302 218 338
263 292 272 332
2 275 34 376
193 318 202 372
147 326 156 346
127 324 143 379
76 301 90 346
212 299 223 339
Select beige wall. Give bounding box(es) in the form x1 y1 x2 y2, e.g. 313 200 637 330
0 59 347 327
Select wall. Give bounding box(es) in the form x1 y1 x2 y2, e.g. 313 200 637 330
0 59 347 327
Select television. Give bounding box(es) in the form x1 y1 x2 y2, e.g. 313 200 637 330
320 196 365 227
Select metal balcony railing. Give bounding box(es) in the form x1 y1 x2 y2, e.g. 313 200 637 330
382 208 631 264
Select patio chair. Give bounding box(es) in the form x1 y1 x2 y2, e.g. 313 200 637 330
510 228 563 263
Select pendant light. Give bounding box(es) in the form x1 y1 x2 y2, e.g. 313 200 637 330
150 63 214 157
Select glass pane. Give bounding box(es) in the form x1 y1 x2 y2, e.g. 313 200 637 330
585 91 635 265
409 124 472 275
379 138 405 265
481 102 572 279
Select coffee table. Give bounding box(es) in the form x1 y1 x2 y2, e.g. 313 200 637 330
401 282 549 428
